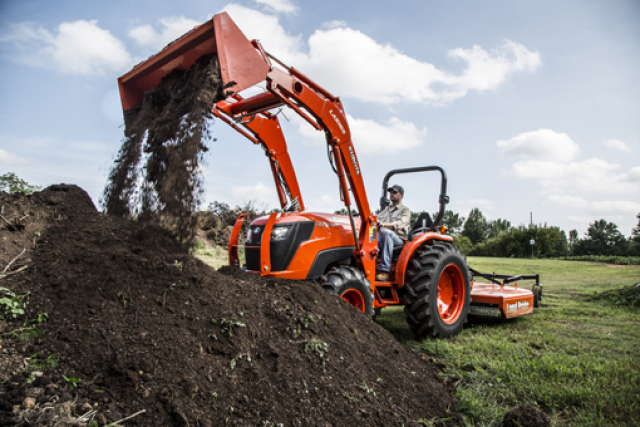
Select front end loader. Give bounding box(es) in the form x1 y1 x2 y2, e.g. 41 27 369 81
117 12 542 339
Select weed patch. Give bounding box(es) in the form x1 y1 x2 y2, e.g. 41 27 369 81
587 284 640 308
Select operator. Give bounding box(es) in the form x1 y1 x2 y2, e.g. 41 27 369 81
376 185 411 281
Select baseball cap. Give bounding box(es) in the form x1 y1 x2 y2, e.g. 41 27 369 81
387 185 404 195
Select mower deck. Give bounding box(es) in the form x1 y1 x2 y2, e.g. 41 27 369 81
470 282 534 318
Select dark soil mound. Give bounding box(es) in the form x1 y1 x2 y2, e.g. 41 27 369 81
1 185 462 426
103 53 226 242
502 404 550 427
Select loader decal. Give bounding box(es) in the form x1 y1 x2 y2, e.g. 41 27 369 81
329 109 347 135
348 146 360 176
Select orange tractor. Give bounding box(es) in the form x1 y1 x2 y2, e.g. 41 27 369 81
118 12 542 338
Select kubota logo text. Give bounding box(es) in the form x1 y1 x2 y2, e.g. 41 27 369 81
329 109 346 135
348 146 360 176
506 300 530 314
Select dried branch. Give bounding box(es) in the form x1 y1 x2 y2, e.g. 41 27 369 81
0 214 15 230
3 248 26 273
0 265 29 280
108 409 146 425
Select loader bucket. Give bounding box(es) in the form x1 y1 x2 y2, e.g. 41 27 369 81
118 12 270 112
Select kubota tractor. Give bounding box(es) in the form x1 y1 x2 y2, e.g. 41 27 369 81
118 12 542 338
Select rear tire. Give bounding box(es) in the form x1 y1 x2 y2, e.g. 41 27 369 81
320 266 375 317
403 242 471 338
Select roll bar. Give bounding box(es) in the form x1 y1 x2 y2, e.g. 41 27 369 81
380 166 449 232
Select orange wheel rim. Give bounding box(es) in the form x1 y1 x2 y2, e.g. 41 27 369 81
436 264 466 324
341 289 365 312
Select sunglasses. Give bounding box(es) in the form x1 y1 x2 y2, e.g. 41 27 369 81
389 190 399 194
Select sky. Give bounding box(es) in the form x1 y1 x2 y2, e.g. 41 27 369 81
1 0 639 237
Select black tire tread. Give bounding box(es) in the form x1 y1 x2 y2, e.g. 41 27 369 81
320 266 375 317
403 241 471 339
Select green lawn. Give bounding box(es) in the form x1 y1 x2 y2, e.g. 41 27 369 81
376 257 640 426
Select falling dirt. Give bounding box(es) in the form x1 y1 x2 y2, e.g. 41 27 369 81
103 53 227 243
1 185 464 426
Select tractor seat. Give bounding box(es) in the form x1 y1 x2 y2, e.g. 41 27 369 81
408 212 433 241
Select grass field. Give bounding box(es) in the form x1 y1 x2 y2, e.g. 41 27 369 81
376 257 640 426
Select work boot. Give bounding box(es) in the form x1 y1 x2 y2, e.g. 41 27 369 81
375 271 390 281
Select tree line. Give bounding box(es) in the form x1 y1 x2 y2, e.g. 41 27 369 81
427 208 640 258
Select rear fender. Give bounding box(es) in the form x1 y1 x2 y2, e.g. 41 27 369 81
393 232 453 288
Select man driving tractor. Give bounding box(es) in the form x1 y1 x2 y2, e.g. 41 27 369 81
376 185 411 281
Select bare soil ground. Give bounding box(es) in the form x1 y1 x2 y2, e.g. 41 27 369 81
1 185 464 426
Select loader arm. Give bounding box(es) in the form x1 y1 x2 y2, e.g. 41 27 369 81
213 95 305 212
220 47 378 279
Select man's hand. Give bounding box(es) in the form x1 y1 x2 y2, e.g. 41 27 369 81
379 222 393 229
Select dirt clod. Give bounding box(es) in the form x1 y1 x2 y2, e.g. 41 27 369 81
502 404 551 427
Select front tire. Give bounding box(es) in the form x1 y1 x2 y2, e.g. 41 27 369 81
403 242 471 338
320 266 375 317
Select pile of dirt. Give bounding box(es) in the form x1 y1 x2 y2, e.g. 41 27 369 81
1 185 463 426
103 53 227 242
502 404 550 427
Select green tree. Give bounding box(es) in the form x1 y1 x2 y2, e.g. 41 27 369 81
334 207 359 217
432 210 465 236
573 219 628 256
488 218 511 239
0 172 41 195
452 235 473 255
628 213 640 256
568 229 579 253
462 208 489 245
470 224 568 258
631 213 640 243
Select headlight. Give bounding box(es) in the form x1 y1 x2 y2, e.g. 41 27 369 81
246 228 253 241
271 225 292 241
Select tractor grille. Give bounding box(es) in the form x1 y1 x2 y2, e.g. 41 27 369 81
243 221 315 272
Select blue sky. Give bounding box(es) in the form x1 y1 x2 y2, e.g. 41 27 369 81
1 0 639 236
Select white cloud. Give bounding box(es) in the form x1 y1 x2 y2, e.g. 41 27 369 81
223 4 303 60
467 199 496 211
229 182 279 207
222 4 540 105
507 158 639 194
128 17 201 50
2 20 131 75
547 195 587 209
320 20 347 30
0 148 27 165
294 114 426 155
254 0 298 14
548 195 640 216
497 129 580 161
626 166 640 182
603 139 632 153
307 194 341 211
348 116 427 154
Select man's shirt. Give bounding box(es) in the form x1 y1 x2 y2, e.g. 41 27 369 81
378 202 411 240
